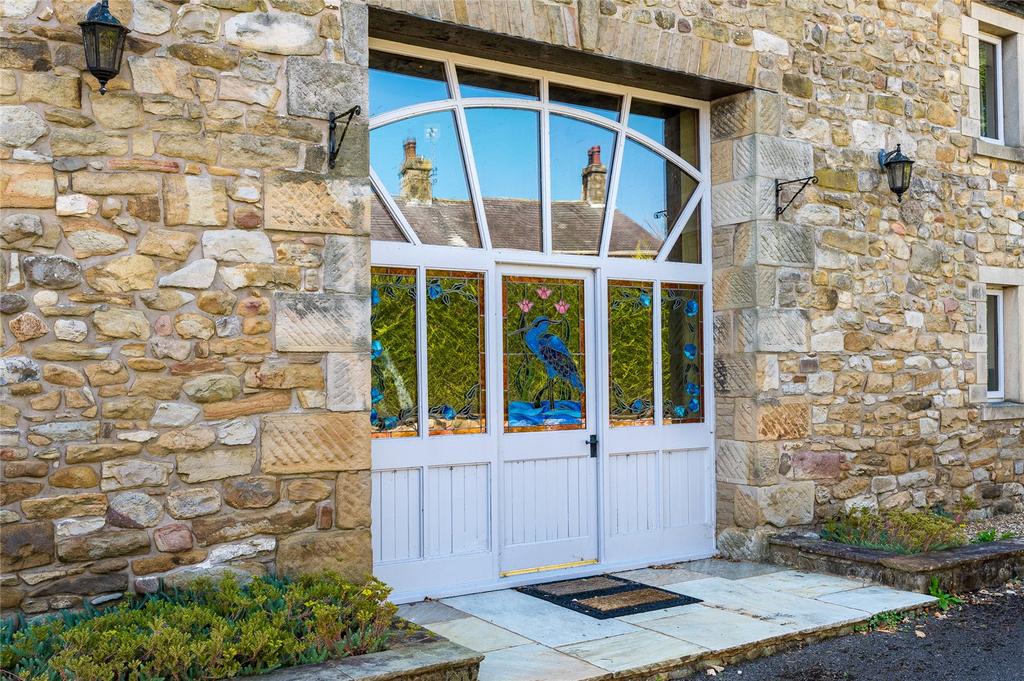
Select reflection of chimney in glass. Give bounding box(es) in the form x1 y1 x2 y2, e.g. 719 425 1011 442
400 137 433 203
581 145 607 206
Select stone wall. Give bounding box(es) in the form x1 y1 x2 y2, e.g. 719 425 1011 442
1 0 371 613
371 0 1024 557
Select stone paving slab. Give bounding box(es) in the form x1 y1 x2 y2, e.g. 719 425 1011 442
478 643 605 681
738 569 869 598
555 629 707 672
817 585 939 614
636 603 794 650
424 615 531 653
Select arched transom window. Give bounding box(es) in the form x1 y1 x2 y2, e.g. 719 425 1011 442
368 46 708 262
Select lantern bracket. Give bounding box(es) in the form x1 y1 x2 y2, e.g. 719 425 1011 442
775 176 818 217
328 106 361 170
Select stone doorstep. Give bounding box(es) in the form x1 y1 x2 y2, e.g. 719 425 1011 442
244 637 482 681
768 533 1024 592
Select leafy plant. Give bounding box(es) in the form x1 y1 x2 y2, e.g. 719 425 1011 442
1 571 396 681
821 507 967 554
972 529 1016 543
928 577 963 611
857 610 910 632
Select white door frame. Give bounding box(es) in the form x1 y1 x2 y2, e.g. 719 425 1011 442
368 41 716 603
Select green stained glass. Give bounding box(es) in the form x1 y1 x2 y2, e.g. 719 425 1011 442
503 276 585 432
426 270 485 435
661 283 703 424
608 281 654 426
371 267 418 437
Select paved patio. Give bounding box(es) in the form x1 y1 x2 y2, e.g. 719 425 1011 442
398 559 937 680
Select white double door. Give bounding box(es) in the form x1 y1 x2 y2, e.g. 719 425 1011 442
371 257 714 602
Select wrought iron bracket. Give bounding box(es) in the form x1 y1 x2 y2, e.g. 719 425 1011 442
327 106 361 170
775 175 818 217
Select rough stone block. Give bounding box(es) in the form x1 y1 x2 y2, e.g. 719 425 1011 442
261 412 369 474
286 56 366 120
735 481 814 528
323 235 369 294
716 440 780 485
1 162 54 208
756 221 813 266
710 90 782 141
733 135 813 179
276 529 371 582
274 292 369 352
756 398 809 440
163 175 228 227
755 308 808 352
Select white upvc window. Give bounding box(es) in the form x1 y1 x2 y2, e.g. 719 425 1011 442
987 288 1005 400
979 32 1005 144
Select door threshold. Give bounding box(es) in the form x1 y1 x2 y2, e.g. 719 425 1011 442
500 558 598 578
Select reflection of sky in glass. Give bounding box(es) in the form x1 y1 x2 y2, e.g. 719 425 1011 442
370 111 471 201
466 108 540 201
369 66 449 117
617 140 675 240
550 114 615 202
628 113 666 146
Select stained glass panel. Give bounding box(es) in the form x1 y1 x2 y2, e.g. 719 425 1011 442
371 267 418 438
426 270 486 435
503 276 585 432
661 283 703 424
608 281 654 426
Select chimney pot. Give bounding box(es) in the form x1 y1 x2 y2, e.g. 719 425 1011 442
403 137 417 161
588 145 601 165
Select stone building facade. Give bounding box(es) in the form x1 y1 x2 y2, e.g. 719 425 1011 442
1 0 1022 613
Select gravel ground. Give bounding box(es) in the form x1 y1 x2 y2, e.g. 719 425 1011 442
717 582 1024 681
965 511 1024 539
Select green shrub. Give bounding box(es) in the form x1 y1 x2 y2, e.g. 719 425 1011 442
1 571 397 681
821 507 967 554
972 529 1016 543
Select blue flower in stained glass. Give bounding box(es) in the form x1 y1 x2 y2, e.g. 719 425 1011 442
685 299 699 317
427 282 443 300
639 292 652 307
631 399 645 413
673 405 686 417
371 387 383 404
371 288 380 306
441 405 456 419
686 382 700 396
683 343 698 360
687 397 700 413
370 409 379 425
382 416 398 430
371 340 383 359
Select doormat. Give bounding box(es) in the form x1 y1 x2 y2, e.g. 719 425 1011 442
516 574 701 619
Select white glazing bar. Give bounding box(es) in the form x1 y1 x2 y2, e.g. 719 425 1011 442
652 278 663 427
654 188 703 263
599 93 631 259
415 266 429 439
540 77 553 254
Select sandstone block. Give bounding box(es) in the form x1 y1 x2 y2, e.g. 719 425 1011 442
201 229 273 263
100 459 173 490
107 491 163 528
276 529 371 582
22 492 107 519
158 258 217 289
50 129 128 156
265 171 370 234
166 487 221 519
335 470 370 530
224 12 323 55
163 176 228 227
220 133 300 168
182 373 241 403
326 352 370 412
0 105 47 147
57 528 150 562
1 162 54 208
176 447 256 483
50 465 99 488
85 255 158 292
191 502 316 545
261 412 369 474
275 292 369 352
224 475 280 509
1 521 54 571
93 309 151 340
127 56 194 98
66 442 142 464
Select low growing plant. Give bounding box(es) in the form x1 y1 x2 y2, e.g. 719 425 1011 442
0 571 397 681
821 507 968 554
927 577 963 611
971 529 1016 543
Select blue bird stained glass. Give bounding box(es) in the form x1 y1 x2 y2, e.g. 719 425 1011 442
662 282 704 423
503 275 585 432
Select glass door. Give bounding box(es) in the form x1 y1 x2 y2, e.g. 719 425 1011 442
497 268 599 576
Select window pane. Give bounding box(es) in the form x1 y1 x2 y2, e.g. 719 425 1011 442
611 140 697 260
466 108 542 251
370 188 407 242
665 200 701 263
503 276 586 432
988 294 1001 393
609 281 654 426
980 40 999 139
549 84 620 121
629 99 699 167
427 270 486 435
458 67 539 99
370 111 481 247
369 51 449 117
662 283 703 424
371 267 419 438
550 114 616 256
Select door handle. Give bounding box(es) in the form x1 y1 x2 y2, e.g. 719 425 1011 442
586 434 598 458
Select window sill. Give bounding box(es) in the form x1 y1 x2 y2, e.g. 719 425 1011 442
974 138 1024 163
981 400 1024 421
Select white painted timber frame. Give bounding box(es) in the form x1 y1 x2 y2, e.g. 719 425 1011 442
368 39 716 603
979 31 1005 145
988 288 1005 401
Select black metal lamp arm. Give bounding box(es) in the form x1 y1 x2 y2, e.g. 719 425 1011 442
775 176 818 217
327 106 361 170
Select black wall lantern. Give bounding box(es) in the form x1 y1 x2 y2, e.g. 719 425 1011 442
79 0 129 95
878 145 914 202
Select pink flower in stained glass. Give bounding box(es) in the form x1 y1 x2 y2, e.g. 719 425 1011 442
518 299 534 313
554 299 570 314
535 286 552 299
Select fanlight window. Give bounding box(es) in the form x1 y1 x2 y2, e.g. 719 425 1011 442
369 50 707 262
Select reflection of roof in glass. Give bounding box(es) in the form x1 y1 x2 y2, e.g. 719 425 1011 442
371 197 663 256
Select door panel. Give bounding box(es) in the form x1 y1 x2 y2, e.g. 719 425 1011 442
498 270 598 575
